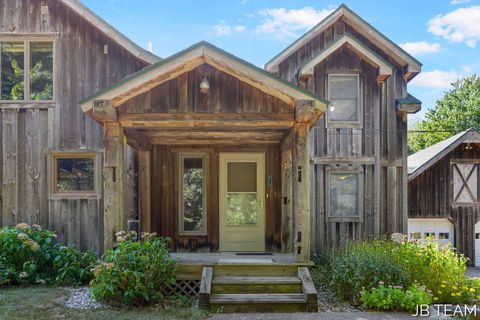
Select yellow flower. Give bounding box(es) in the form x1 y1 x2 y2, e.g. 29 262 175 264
441 284 446 288
433 297 438 301
438 291 442 294
462 287 468 291
456 292 461 296
470 288 476 293
442 280 447 284
452 286 458 290
451 293 456 297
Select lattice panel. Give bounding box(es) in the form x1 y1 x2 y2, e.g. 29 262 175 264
166 280 200 298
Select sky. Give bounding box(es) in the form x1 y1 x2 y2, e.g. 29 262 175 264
82 0 480 124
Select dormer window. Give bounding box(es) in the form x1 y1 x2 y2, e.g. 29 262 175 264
327 74 360 127
0 40 54 101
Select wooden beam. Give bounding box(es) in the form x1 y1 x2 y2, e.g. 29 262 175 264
138 151 152 233
311 156 375 165
295 100 324 129
124 128 152 151
199 267 213 308
292 122 311 262
103 122 125 250
118 113 294 130
148 138 280 145
92 100 117 122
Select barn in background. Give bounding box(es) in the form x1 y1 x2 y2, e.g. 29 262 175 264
408 129 480 265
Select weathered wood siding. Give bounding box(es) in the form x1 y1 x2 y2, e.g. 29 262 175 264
276 19 409 251
0 0 146 251
408 144 480 262
151 145 282 252
118 64 292 114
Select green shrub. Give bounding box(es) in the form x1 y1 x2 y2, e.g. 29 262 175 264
312 239 473 305
0 224 96 286
312 240 411 303
360 283 431 312
90 233 176 306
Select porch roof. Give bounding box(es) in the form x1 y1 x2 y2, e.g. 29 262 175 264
80 41 329 117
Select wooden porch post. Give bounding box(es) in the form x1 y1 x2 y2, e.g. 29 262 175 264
292 100 315 262
138 150 152 232
103 122 125 250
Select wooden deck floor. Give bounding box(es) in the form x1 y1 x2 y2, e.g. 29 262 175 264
171 252 310 265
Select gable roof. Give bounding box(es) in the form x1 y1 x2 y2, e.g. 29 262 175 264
60 0 160 65
299 33 394 82
80 41 329 113
408 129 480 181
265 4 422 80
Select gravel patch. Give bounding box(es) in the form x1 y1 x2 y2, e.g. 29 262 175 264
317 287 360 312
64 287 106 310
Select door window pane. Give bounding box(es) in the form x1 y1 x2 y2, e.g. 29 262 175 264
30 42 53 100
328 75 359 122
329 173 359 217
1 42 24 100
227 162 256 192
410 232 421 240
227 162 257 226
227 194 257 225
438 233 450 240
182 157 205 233
56 157 95 192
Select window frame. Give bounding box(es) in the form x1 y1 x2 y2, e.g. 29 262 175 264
326 166 364 222
451 160 480 205
50 151 101 199
0 34 57 105
326 74 362 128
178 152 208 236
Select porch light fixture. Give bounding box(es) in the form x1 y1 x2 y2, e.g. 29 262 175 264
200 74 210 94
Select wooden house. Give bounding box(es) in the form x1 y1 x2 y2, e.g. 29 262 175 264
408 129 480 265
1 1 422 311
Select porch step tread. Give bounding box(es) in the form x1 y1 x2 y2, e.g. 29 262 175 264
210 293 306 304
212 276 301 284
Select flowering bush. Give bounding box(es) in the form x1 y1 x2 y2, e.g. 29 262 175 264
312 238 473 306
0 224 96 286
360 283 431 312
90 232 176 306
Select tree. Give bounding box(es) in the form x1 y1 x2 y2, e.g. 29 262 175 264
408 75 480 154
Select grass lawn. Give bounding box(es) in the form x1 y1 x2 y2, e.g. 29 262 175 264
0 287 207 320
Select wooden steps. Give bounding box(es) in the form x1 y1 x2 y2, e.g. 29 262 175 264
199 263 318 313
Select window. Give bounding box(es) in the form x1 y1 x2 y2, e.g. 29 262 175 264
410 232 421 240
179 153 207 235
52 153 98 196
1 40 53 101
424 232 435 238
452 162 478 204
327 169 363 221
226 162 257 226
438 233 450 240
327 75 360 126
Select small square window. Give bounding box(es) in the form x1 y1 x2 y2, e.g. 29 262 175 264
424 232 435 238
438 233 450 240
52 154 97 196
410 232 421 240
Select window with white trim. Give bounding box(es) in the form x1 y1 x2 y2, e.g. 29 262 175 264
327 75 360 126
0 40 54 101
179 153 207 235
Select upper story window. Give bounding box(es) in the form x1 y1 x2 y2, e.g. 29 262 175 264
1 40 53 101
327 74 360 127
452 162 478 204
